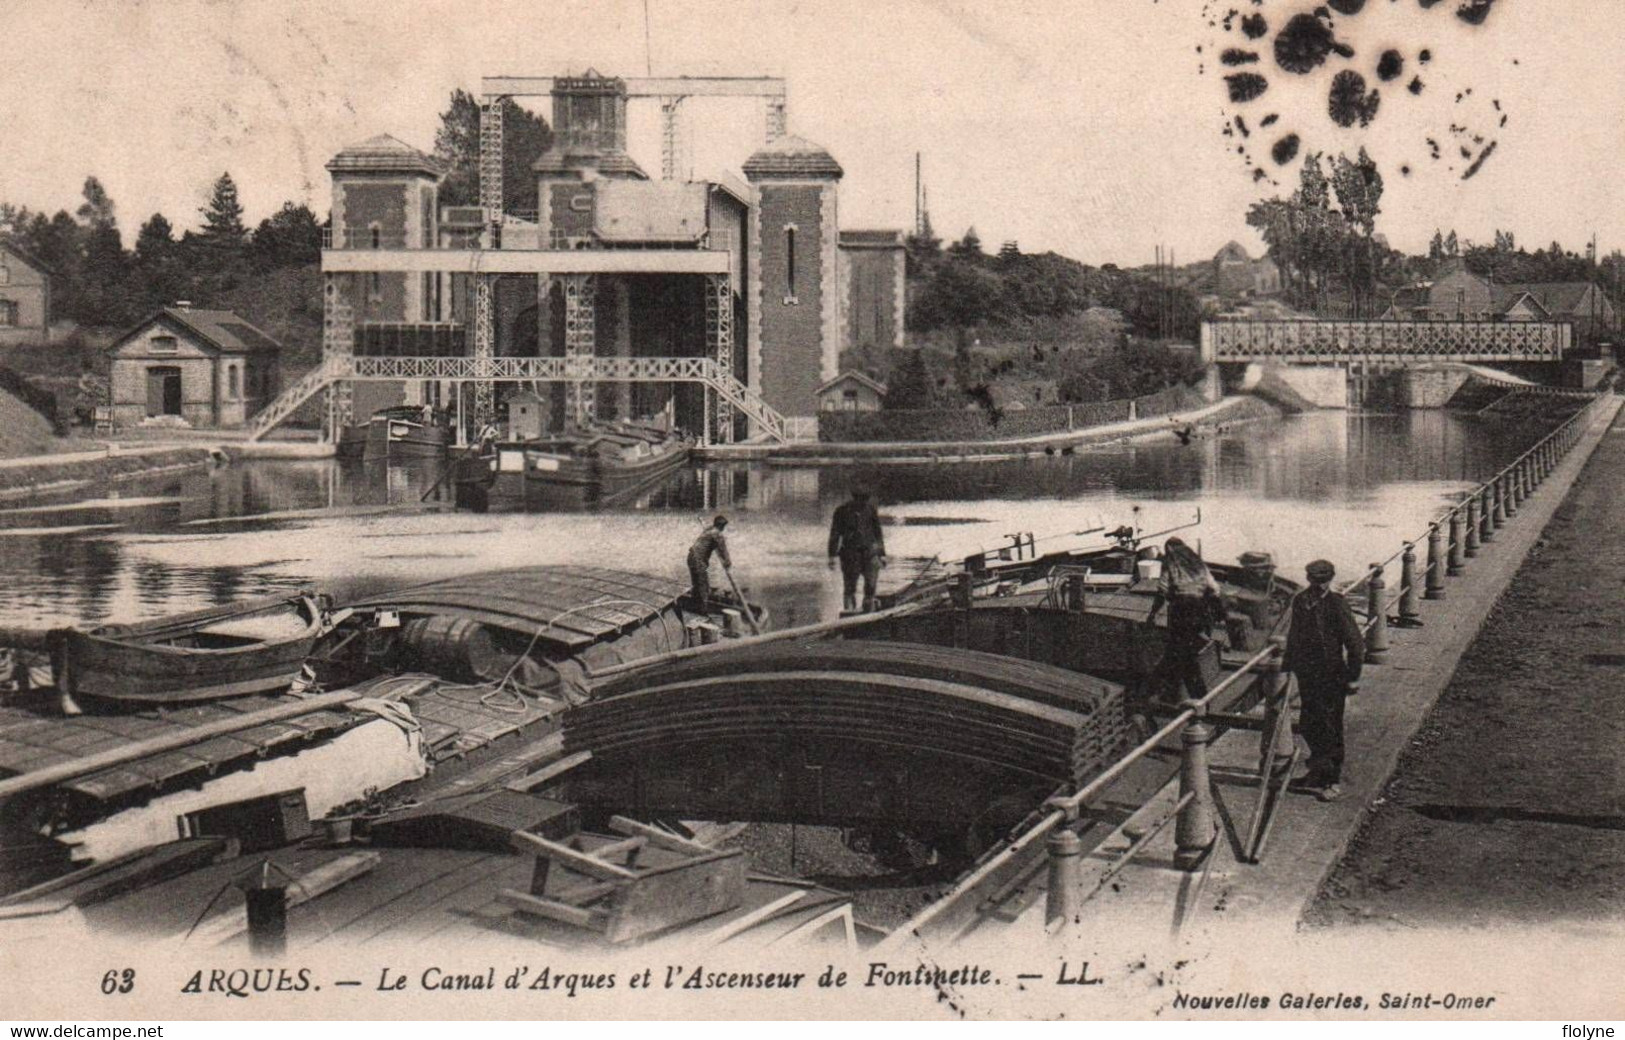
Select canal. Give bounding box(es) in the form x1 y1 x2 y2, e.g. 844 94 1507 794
0 409 1555 634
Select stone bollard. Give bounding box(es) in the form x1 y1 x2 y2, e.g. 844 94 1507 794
1398 543 1421 623
1424 523 1446 600
1523 456 1535 498
1479 485 1495 543
1364 565 1389 663
1446 511 1465 576
1464 496 1480 557
1492 477 1507 528
1045 823 1084 926
1174 705 1218 871
1258 639 1296 775
1504 470 1520 517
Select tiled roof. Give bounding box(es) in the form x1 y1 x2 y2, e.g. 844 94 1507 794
532 149 649 179
818 370 888 396
113 308 284 356
326 134 445 177
1499 282 1597 317
742 135 843 179
0 236 54 275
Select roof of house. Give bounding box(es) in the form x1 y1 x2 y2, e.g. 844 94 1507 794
1499 282 1600 316
742 135 843 180
0 237 55 276
817 370 887 396
1214 240 1251 264
1490 287 1552 317
326 134 445 178
111 307 284 356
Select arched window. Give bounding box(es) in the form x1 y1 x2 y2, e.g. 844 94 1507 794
228 365 239 398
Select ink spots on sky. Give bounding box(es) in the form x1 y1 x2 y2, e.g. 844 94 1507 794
1222 48 1260 65
1241 13 1269 38
1408 76 1425 95
1461 139 1497 179
1327 0 1367 14
1376 49 1404 81
1272 134 1302 165
1328 70 1381 127
1226 72 1270 103
1455 0 1497 26
1274 12 1354 74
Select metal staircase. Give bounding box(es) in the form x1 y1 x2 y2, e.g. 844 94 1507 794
243 355 793 444
244 357 343 442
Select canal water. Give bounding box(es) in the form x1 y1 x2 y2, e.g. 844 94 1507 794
0 410 1548 633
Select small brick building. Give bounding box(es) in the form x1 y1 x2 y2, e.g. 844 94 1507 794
108 306 282 428
0 239 51 346
816 370 886 412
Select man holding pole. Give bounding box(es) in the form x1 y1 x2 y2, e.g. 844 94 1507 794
827 489 888 613
1283 558 1366 803
687 515 732 611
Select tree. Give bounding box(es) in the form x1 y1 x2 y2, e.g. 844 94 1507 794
434 90 553 213
1330 149 1383 316
948 226 983 258
1444 229 1459 257
135 213 177 264
250 202 322 270
132 213 187 308
199 172 248 251
76 176 131 324
883 348 936 410
1429 229 1445 260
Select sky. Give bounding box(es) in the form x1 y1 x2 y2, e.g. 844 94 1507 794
0 0 1618 265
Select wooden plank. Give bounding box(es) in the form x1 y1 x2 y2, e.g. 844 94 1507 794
0 839 231 911
591 836 646 866
497 889 608 931
186 851 380 947
0 686 377 803
604 850 747 944
696 889 805 948
510 831 638 881
506 749 590 793
608 815 718 856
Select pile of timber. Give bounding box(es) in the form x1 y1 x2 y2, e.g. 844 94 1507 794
576 640 1130 785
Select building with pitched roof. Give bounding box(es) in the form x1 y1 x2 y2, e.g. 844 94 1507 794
107 305 283 428
1380 260 1615 342
0 239 52 346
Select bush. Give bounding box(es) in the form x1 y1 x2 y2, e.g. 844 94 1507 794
0 364 64 432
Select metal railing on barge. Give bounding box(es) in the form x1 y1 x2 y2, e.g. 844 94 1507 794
879 386 1619 949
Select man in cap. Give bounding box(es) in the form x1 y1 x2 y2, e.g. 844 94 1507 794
1282 559 1367 802
687 515 732 610
827 488 888 613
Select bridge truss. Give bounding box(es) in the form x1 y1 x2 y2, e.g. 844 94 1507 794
1202 319 1571 365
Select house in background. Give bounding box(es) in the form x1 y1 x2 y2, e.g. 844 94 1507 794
107 305 282 428
816 371 887 412
1380 259 1616 344
0 239 52 346
1212 241 1281 299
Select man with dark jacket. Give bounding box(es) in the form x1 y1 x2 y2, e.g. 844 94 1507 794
687 515 731 609
827 489 887 612
1282 559 1367 802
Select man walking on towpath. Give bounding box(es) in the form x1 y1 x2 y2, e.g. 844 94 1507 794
687 515 731 610
1282 558 1367 803
827 489 888 613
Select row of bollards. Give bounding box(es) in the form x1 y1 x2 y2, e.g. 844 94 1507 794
1041 396 1604 925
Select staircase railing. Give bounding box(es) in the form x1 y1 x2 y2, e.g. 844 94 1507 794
244 357 341 442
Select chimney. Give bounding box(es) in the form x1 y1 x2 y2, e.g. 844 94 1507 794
173 300 192 311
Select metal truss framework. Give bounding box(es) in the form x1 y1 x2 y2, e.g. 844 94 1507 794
320 273 353 438
706 273 734 443
563 274 598 426
473 274 497 426
479 99 504 223
1203 319 1572 364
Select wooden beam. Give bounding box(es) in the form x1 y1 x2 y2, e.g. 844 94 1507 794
607 816 718 856
0 687 392 803
498 889 609 931
510 831 638 881
186 852 379 946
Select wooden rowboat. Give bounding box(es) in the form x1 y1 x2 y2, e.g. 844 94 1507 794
56 591 326 705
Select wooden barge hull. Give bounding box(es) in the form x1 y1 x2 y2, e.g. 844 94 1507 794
58 592 325 705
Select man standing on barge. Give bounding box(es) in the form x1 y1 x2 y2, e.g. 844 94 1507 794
1283 558 1367 803
687 515 731 610
827 489 888 613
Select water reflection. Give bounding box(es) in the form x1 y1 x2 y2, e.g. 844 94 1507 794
0 410 1556 632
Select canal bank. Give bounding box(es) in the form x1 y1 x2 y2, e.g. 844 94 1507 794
700 393 1278 465
0 445 216 501
1307 400 1625 929
927 392 1623 950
